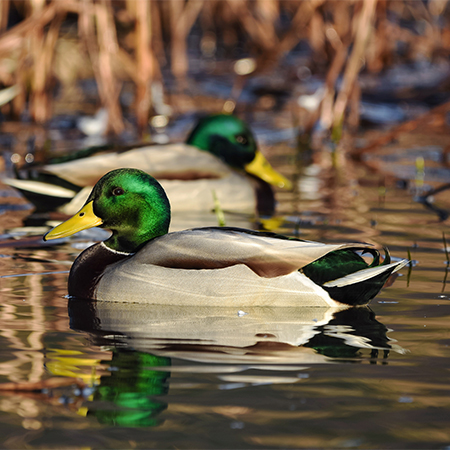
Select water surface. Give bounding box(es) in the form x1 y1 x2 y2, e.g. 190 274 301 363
0 119 449 449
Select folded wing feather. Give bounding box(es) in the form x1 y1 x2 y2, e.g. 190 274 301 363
132 228 371 277
323 259 409 288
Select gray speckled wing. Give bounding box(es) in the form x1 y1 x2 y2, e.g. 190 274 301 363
131 228 368 277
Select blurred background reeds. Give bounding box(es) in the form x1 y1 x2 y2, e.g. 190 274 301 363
0 0 449 140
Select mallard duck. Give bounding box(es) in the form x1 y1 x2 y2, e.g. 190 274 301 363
44 168 408 307
6 114 291 215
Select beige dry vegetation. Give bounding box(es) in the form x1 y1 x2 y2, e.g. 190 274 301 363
0 0 448 137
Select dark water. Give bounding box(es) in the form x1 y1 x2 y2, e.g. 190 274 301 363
1 116 450 449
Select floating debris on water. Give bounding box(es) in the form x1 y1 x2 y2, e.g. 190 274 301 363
219 383 246 391
297 373 310 379
230 421 245 430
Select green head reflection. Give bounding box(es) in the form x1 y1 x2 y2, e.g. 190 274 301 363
87 350 171 427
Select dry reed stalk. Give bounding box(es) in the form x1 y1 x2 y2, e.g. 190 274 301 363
308 8 326 61
169 0 204 81
78 0 100 97
94 1 124 134
29 0 46 14
429 0 449 16
0 2 57 56
11 47 27 119
78 0 123 133
216 1 240 49
256 0 280 22
225 0 276 55
319 45 349 132
278 0 324 56
347 80 361 131
223 0 324 74
29 4 65 123
223 6 283 79
331 0 378 131
365 1 390 72
0 1 57 119
0 0 9 33
150 1 166 69
24 0 46 124
0 0 448 133
318 10 350 131
78 0 98 79
257 0 280 51
129 0 153 133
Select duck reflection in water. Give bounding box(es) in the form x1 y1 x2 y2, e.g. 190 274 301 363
65 300 405 427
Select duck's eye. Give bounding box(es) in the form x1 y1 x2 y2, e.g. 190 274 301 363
112 187 124 196
235 134 248 145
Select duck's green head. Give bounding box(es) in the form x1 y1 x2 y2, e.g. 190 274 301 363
186 114 292 189
44 169 170 254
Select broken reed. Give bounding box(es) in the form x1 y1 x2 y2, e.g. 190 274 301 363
0 0 448 134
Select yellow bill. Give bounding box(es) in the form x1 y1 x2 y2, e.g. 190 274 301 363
44 201 103 241
244 151 292 190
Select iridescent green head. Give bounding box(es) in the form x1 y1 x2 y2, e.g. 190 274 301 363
187 114 292 189
186 114 257 168
44 169 171 253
